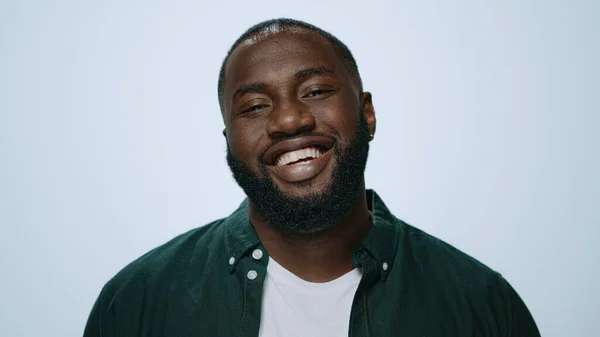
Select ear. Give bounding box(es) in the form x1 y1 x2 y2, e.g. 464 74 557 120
360 92 376 140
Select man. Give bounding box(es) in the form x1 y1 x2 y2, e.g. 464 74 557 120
84 18 540 337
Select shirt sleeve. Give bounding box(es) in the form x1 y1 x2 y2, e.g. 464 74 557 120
83 285 114 337
499 276 541 337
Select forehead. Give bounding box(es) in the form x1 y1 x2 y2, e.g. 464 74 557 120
223 30 346 94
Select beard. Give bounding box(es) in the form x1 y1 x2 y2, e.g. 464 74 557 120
226 112 371 235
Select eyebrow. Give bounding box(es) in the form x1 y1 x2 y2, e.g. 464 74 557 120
294 67 336 81
232 82 268 101
231 67 336 102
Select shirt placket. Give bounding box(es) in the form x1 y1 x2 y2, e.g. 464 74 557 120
348 247 380 337
237 246 268 337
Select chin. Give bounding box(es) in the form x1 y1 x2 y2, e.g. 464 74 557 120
270 166 334 199
276 180 330 200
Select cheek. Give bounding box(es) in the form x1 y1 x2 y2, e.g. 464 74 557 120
311 100 359 138
228 121 266 160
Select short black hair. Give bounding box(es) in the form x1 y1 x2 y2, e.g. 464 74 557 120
217 18 362 112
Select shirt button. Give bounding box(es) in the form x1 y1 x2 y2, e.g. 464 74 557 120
382 262 389 271
247 270 258 280
229 257 235 265
252 249 263 260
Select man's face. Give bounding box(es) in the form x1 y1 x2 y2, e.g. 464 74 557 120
222 29 375 234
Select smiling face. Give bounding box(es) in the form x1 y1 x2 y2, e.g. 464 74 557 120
222 29 376 233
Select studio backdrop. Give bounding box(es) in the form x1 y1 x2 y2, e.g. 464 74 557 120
1 1 598 336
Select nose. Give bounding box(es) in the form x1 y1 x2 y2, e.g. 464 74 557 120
266 97 316 138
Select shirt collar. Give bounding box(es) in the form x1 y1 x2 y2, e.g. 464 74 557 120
223 189 401 280
361 189 401 282
223 198 259 274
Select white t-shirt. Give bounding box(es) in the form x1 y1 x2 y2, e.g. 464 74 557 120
258 257 362 337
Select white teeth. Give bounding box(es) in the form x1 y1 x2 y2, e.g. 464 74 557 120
290 152 299 163
275 146 323 166
299 148 308 159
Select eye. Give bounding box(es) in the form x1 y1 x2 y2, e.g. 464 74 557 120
240 104 269 114
302 85 337 99
304 89 333 98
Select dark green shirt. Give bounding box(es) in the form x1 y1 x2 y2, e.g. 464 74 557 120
84 190 540 337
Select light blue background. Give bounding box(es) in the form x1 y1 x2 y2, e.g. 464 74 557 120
1 1 598 336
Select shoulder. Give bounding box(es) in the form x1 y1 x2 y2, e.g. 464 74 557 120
404 223 495 272
394 219 509 305
390 220 540 336
84 218 232 335
103 218 227 295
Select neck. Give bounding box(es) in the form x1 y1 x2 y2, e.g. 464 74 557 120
248 184 372 283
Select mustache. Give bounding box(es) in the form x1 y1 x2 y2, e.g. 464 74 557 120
258 131 338 165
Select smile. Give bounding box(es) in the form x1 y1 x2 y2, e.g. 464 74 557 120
275 146 323 166
264 136 334 183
